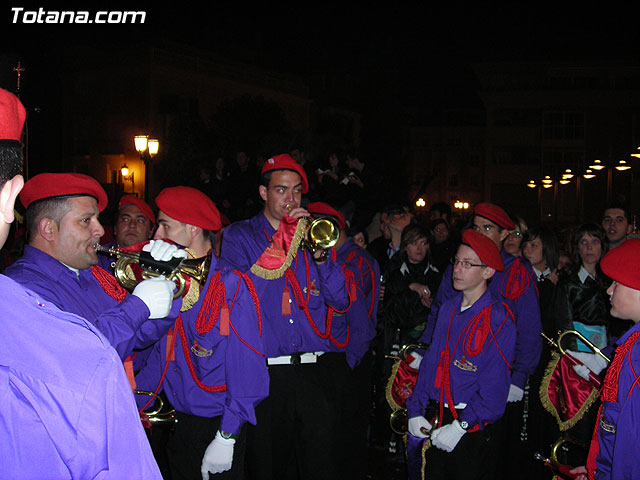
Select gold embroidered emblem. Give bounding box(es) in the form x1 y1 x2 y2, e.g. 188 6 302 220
600 416 616 433
303 279 320 296
191 340 212 358
454 356 477 372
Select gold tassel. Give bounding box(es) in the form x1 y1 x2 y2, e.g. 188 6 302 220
250 219 306 280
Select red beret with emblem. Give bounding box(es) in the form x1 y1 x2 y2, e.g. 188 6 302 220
119 195 155 227
20 173 108 212
155 186 221 231
306 201 346 231
461 229 504 271
0 88 26 141
261 154 309 194
474 203 515 230
601 238 640 290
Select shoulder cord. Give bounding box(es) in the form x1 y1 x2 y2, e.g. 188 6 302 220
500 257 538 300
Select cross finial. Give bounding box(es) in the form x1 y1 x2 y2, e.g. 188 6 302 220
13 60 25 93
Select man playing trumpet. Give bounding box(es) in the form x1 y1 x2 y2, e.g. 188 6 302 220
134 186 268 480
5 173 181 361
220 154 351 480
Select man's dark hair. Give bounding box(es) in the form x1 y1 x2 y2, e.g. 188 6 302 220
0 142 23 187
25 197 73 243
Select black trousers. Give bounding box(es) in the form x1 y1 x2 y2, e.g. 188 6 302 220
245 352 350 480
167 412 246 480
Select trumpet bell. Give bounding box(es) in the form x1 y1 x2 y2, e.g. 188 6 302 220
306 217 339 252
389 408 408 435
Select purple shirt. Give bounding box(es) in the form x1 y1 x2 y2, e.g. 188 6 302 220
0 274 161 479
336 239 380 368
220 212 350 357
594 320 640 479
407 289 516 429
421 250 541 389
5 245 178 360
134 260 269 434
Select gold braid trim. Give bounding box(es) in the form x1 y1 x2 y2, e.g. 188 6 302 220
250 219 307 280
180 248 201 312
421 438 431 480
385 358 404 411
539 351 599 431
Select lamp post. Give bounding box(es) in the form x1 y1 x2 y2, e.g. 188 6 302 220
120 163 135 194
134 135 159 202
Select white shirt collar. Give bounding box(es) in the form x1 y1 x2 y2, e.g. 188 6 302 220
578 265 595 284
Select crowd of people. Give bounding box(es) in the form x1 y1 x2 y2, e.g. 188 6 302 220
1 83 640 480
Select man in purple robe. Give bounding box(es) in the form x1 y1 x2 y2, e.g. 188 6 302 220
5 173 180 361
307 201 381 480
220 154 351 480
135 186 269 480
419 202 542 476
0 87 161 478
406 229 516 479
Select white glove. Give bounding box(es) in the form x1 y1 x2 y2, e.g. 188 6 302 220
201 431 235 479
567 350 608 376
132 277 175 318
573 364 592 382
430 419 466 452
507 384 524 402
142 239 188 261
407 352 423 370
408 416 432 438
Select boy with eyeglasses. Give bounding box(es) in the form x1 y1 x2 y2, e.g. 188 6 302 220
405 229 516 479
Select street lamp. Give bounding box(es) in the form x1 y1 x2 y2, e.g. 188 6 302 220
121 163 135 193
134 135 159 201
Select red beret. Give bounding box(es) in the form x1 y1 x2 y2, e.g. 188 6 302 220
474 203 515 230
601 238 640 290
155 186 222 231
261 154 309 193
0 88 26 141
20 173 108 212
119 195 155 227
461 229 504 271
306 202 346 231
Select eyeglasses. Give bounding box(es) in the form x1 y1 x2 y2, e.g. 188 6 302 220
450 258 487 269
507 231 522 238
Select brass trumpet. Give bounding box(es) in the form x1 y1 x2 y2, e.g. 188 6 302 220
385 342 429 361
285 204 340 253
390 407 439 436
534 435 587 479
134 390 177 425
96 244 211 300
541 330 610 389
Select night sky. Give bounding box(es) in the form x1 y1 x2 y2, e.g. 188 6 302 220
3 2 639 106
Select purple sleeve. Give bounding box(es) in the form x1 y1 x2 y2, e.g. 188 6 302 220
76 351 162 479
316 257 349 311
509 283 542 389
220 222 255 272
220 275 269 434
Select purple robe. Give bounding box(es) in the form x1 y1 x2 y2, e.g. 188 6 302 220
336 238 380 368
594 321 640 479
5 245 178 361
0 274 161 479
220 212 350 357
134 259 269 434
421 250 541 389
